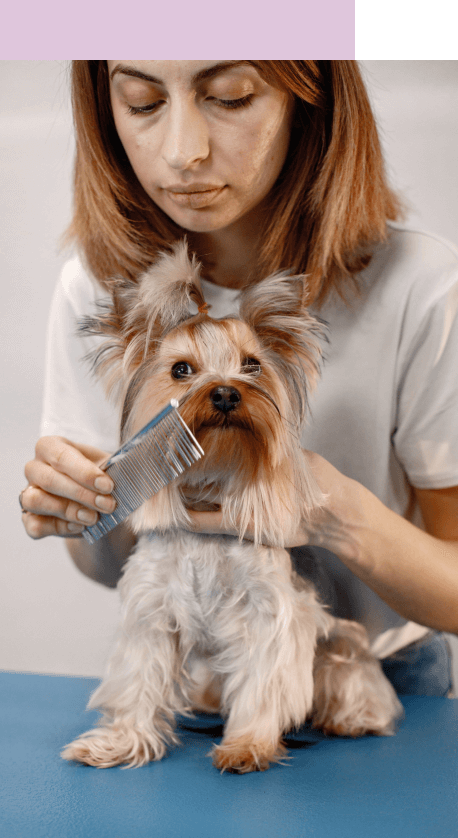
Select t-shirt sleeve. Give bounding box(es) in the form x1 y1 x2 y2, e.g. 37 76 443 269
40 262 120 453
392 273 458 489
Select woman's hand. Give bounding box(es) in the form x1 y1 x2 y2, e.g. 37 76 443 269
21 436 116 539
184 450 363 556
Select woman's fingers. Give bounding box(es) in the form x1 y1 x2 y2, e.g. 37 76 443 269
185 508 228 535
20 485 100 539
20 485 101 525
31 436 113 494
23 460 115 514
22 510 87 539
21 436 117 540
25 436 116 515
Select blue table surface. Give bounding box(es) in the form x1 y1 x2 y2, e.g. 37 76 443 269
1 671 457 838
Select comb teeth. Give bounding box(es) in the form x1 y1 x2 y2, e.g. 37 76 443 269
83 400 204 544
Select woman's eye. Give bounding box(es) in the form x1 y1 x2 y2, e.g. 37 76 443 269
242 357 262 375
126 101 164 115
209 94 254 110
171 361 195 380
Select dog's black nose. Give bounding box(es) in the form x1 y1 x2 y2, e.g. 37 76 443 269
210 386 241 413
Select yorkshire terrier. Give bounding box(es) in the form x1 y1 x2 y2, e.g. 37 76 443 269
62 242 402 773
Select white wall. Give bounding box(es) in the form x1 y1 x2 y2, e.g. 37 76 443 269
1 61 457 678
1 62 120 676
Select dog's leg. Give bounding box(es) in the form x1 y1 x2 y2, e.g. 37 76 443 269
62 539 187 768
61 627 182 768
210 549 327 773
311 618 403 737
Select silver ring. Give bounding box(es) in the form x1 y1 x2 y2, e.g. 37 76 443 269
19 489 27 514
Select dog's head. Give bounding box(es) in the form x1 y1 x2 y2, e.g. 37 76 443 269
82 240 326 543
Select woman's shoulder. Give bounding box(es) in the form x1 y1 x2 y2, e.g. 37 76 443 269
387 219 458 259
375 222 458 289
360 222 458 320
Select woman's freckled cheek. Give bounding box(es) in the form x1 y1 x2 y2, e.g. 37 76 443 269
238 134 265 169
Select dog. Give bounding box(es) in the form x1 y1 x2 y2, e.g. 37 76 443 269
62 241 402 773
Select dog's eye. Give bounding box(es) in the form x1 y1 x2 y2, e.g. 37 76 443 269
171 361 195 380
242 357 262 375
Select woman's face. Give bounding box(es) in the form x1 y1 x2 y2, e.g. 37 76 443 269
107 61 293 233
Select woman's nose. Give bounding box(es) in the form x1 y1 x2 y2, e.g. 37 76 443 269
161 99 210 171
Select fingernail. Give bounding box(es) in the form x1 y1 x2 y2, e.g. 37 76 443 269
77 509 97 524
95 494 116 512
94 476 114 493
68 522 85 532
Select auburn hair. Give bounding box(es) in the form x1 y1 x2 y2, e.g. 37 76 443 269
67 61 400 306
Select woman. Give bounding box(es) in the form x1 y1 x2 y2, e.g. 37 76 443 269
21 61 458 694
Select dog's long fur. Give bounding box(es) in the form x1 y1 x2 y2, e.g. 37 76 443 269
62 241 402 773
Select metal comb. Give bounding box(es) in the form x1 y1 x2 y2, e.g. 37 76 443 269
83 399 204 543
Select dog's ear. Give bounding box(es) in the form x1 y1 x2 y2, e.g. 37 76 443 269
239 272 327 399
79 239 206 392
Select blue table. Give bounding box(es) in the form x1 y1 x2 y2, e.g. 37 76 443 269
1 671 457 838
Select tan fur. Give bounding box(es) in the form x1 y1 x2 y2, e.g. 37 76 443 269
211 736 289 774
312 621 403 737
62 243 402 772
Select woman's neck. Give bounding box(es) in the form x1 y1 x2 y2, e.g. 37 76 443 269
187 211 263 290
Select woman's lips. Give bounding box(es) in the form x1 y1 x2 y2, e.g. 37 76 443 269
165 186 226 209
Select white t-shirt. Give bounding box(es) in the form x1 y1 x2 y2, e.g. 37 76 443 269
41 223 458 658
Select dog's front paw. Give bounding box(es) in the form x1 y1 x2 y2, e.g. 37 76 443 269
61 724 171 768
211 737 288 774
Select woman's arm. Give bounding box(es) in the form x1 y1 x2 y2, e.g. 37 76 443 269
65 525 136 588
302 455 458 634
186 451 458 634
22 436 136 586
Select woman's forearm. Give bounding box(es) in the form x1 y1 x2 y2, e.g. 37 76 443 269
65 524 137 588
347 494 458 633
307 467 458 633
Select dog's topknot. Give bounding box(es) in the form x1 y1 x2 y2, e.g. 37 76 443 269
133 239 208 337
